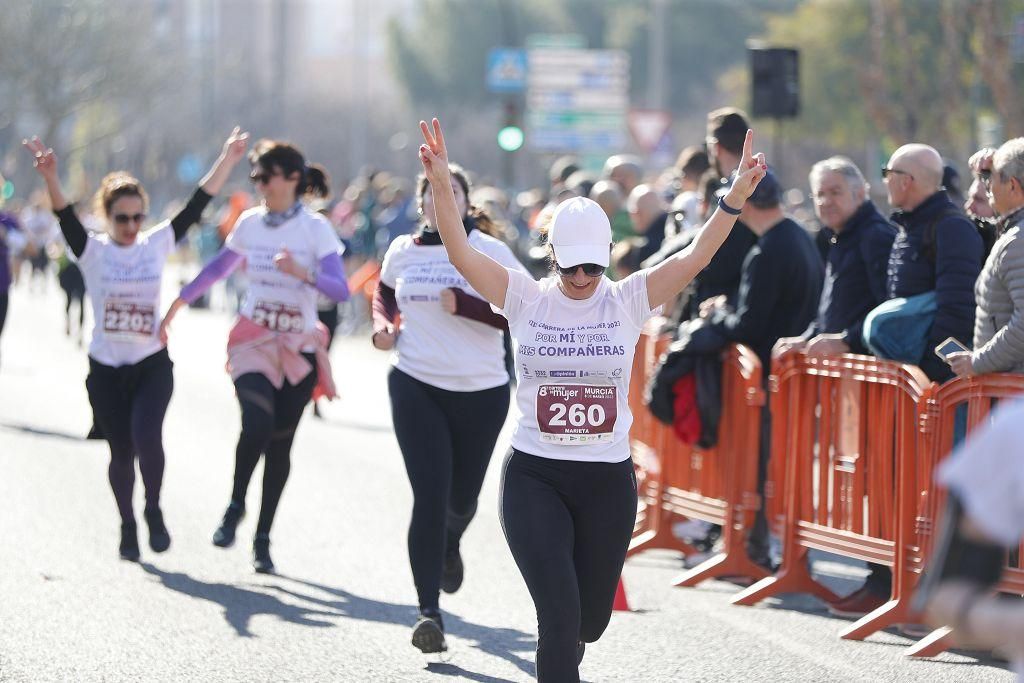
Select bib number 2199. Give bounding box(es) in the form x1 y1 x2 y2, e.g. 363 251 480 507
536 384 617 445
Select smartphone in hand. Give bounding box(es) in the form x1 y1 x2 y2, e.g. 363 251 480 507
934 337 969 362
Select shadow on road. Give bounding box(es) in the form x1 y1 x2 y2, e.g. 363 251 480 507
425 662 515 683
140 563 340 637
0 421 90 443
274 575 537 679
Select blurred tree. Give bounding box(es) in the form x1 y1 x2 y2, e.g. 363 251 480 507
759 0 1024 158
0 1 172 145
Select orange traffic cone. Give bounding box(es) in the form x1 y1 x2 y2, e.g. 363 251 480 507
613 576 631 611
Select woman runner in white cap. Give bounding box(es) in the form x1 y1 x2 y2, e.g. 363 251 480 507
417 118 766 682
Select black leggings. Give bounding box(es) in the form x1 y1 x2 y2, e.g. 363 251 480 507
86 349 174 524
500 449 637 683
229 359 316 537
387 367 509 613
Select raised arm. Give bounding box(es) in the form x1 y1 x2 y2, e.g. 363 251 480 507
170 126 250 241
418 118 509 308
645 130 766 310
22 137 85 256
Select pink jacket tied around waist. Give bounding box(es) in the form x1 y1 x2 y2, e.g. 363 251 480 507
226 316 337 401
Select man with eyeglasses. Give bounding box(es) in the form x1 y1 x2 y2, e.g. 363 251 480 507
867 143 982 383
944 139 1024 379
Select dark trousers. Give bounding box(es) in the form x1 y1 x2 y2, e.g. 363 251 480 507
500 449 637 683
86 349 174 524
388 367 509 612
230 357 316 537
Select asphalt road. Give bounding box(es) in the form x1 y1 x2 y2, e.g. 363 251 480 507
0 277 1013 682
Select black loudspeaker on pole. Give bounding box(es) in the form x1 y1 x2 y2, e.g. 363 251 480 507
749 47 800 120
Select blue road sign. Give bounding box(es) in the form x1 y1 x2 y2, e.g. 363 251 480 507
487 48 527 93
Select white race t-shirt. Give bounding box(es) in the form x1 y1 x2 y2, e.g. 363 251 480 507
380 230 527 391
77 223 175 367
499 268 660 462
226 207 342 335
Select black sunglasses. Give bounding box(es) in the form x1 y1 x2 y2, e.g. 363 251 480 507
113 213 146 224
881 166 913 181
556 263 604 277
250 170 280 185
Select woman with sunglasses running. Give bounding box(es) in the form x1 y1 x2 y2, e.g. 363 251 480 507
161 139 349 574
373 164 527 653
23 128 250 562
417 118 766 681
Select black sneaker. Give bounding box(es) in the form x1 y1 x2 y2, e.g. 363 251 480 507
144 508 171 553
441 547 464 594
212 502 245 548
252 533 275 574
577 640 586 665
119 521 140 562
411 610 447 653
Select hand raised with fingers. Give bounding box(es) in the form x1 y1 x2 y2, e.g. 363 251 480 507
725 130 767 204
418 118 451 185
222 125 251 165
22 137 59 181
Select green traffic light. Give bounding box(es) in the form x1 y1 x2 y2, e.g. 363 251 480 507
497 126 524 152
1 181 12 201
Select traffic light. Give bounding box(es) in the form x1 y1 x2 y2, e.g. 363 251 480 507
497 126 524 152
1 180 12 201
498 100 524 152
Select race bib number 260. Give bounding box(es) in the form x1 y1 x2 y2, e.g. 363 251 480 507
536 384 617 445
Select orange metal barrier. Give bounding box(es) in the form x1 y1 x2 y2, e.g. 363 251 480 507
628 324 771 587
732 352 932 642
903 374 1024 658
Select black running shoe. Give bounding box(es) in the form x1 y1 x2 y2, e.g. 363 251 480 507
577 640 586 665
144 508 171 553
411 610 447 653
441 547 464 594
119 521 140 562
252 533 275 574
212 502 245 548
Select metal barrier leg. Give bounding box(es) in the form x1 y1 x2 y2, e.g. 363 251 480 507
839 598 909 640
629 501 700 557
731 547 839 606
904 627 955 658
672 550 770 588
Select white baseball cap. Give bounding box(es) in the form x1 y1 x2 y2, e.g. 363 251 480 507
548 197 612 268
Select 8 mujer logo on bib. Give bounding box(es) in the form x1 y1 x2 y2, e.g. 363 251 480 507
536 384 617 445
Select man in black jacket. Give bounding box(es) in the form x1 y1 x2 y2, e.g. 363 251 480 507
875 144 982 382
689 169 824 566
775 157 896 358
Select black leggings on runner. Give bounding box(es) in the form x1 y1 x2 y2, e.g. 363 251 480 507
86 349 174 524
388 367 509 613
229 359 316 537
500 449 637 683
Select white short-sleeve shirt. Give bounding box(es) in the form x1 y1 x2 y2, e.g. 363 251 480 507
499 269 661 462
77 223 176 367
380 230 527 391
226 207 341 335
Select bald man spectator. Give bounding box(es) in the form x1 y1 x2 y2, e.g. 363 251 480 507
590 180 635 242
627 184 668 263
602 154 644 196
865 143 983 382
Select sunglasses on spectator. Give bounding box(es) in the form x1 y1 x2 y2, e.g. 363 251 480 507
556 263 605 277
881 166 913 181
113 213 146 224
250 170 280 185
979 169 993 188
